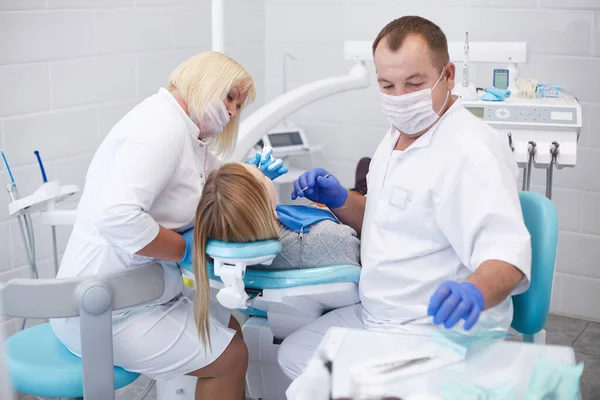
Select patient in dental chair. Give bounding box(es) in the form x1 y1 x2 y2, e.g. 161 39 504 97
193 162 360 272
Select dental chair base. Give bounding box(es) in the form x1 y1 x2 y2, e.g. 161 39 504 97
157 279 361 400
524 328 546 344
244 316 293 400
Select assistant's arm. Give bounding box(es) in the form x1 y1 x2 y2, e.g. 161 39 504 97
95 131 188 263
136 226 186 262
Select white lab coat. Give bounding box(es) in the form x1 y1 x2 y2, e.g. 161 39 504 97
278 99 532 380
50 88 235 380
359 99 531 331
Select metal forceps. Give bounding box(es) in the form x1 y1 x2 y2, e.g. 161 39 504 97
399 315 431 326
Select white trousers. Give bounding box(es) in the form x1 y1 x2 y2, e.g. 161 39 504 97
277 304 365 380
278 302 512 380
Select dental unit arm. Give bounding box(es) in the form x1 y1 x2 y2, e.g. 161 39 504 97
231 63 369 162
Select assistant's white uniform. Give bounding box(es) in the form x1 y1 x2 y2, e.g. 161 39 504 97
278 100 532 379
50 88 235 381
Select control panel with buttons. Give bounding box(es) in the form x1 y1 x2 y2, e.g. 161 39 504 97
462 97 581 129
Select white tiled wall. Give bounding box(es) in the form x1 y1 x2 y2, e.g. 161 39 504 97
264 0 600 320
0 0 265 336
1 0 598 333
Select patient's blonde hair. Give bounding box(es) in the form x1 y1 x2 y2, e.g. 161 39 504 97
168 52 256 157
193 163 279 347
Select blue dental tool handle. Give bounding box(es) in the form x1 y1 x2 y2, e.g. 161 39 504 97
1 150 15 184
34 150 48 183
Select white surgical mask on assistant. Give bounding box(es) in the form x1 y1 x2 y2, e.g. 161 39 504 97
191 100 231 140
380 68 450 135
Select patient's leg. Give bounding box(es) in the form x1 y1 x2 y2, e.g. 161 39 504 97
188 333 248 400
228 315 243 338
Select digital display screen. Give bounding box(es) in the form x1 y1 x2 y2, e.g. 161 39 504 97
551 111 573 121
466 107 484 118
494 71 509 90
269 131 304 147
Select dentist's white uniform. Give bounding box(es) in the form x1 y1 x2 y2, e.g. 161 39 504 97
278 100 532 379
50 88 235 380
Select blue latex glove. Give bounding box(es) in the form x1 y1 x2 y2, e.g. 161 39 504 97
247 146 288 181
427 281 484 330
179 228 195 265
291 168 348 209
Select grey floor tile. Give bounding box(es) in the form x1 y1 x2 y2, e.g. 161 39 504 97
575 322 600 357
545 314 590 346
576 352 600 400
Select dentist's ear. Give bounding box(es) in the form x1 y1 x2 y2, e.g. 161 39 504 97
444 62 456 91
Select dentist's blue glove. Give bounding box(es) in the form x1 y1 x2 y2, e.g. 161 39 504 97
291 168 348 209
247 146 288 181
179 228 195 265
427 281 484 330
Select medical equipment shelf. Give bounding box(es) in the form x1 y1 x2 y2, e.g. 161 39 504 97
463 96 581 199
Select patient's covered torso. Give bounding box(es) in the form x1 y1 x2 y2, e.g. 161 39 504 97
263 205 360 269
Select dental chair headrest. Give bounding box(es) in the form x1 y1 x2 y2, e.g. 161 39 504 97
206 239 282 261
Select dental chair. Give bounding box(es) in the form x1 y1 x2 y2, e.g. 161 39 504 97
512 190 559 344
163 191 558 400
0 192 556 400
1 263 167 400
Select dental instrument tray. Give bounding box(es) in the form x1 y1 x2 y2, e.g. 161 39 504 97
8 180 79 216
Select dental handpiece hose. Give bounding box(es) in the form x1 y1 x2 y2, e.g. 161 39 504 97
546 142 559 200
3 159 39 281
34 150 59 275
34 150 48 183
2 151 38 331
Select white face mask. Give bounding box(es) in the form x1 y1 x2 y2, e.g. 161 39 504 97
191 101 231 140
380 68 450 135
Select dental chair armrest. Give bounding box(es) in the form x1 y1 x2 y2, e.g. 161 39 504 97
0 263 165 319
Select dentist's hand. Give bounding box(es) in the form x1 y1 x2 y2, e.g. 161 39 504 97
428 281 484 330
179 228 195 265
247 146 288 181
291 168 348 209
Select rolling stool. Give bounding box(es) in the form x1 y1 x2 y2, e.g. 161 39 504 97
1 263 166 400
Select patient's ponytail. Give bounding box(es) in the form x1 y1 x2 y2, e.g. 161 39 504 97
192 163 280 349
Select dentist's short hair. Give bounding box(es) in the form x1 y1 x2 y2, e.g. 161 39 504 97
372 16 450 72
168 51 256 158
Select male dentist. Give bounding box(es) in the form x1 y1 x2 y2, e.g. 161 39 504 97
278 15 532 379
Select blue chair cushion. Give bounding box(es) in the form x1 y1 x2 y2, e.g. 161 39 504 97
206 239 283 260
511 191 559 335
238 306 268 318
181 239 360 290
4 323 140 398
209 263 361 290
